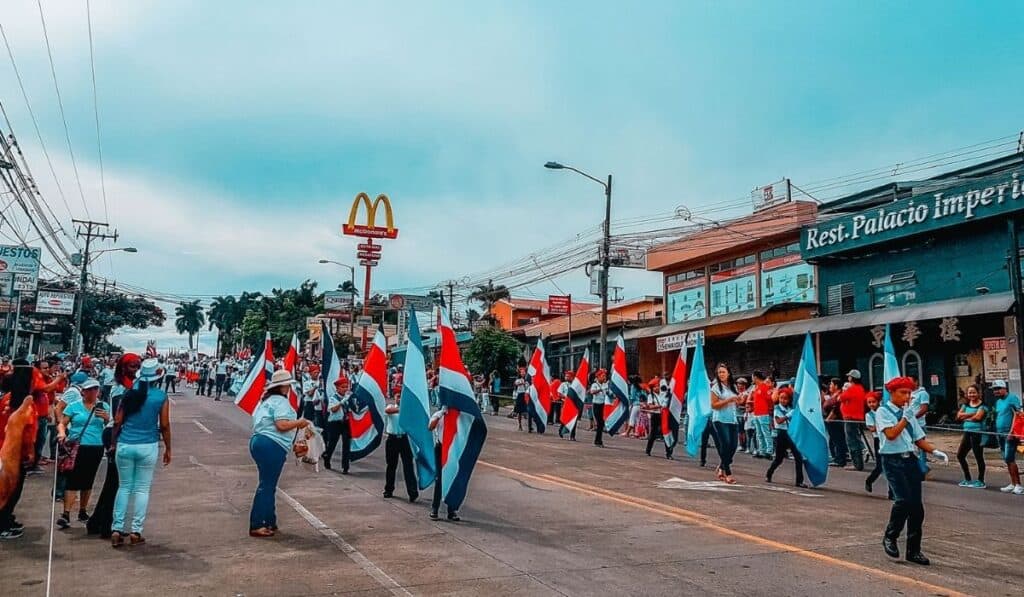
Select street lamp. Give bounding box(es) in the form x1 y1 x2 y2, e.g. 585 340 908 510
545 161 613 369
319 259 357 336
72 247 137 355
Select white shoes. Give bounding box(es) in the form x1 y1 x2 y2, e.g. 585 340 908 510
1001 484 1024 495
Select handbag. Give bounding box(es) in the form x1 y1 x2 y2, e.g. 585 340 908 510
58 405 98 474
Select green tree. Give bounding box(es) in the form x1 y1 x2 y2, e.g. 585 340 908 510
175 300 206 350
463 327 522 383
468 280 510 321
338 280 359 297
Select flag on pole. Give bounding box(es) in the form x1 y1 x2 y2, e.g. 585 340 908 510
685 334 711 458
882 324 900 404
347 326 387 461
790 332 829 487
604 334 631 436
438 306 487 512
398 308 436 491
234 332 274 415
560 348 589 436
283 333 301 411
663 346 687 450
320 322 345 386
527 337 552 434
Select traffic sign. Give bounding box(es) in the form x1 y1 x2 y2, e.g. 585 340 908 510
356 315 373 326
357 251 380 260
389 295 405 310
359 259 379 267
357 243 382 253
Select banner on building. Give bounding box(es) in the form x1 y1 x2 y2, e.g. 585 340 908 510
710 263 757 317
35 291 75 316
548 295 571 315
666 275 706 324
656 330 705 353
982 337 1008 382
760 252 816 307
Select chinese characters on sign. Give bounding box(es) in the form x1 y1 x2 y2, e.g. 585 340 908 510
939 317 961 342
902 321 921 347
870 325 886 348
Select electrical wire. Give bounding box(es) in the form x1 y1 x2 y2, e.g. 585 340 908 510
85 0 109 222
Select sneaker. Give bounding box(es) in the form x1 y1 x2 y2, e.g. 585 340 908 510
1013 485 1024 495
0 528 24 540
56 514 70 529
26 467 44 477
77 511 90 522
1000 483 1017 493
969 480 986 489
958 480 972 488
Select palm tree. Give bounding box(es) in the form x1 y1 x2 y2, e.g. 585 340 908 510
338 280 359 297
207 295 237 355
175 300 206 350
469 280 510 320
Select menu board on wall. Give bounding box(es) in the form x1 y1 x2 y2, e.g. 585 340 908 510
667 278 706 324
710 264 757 316
761 254 816 307
982 337 1008 382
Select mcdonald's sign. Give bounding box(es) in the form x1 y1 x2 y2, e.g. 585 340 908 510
342 192 399 239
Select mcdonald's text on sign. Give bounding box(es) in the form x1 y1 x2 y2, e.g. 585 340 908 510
343 192 399 239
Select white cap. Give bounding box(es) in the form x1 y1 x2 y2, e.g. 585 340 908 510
846 369 862 380
992 380 1008 390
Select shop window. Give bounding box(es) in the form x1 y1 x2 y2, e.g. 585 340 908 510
870 271 917 309
826 283 855 315
637 310 649 320
868 353 883 391
902 350 923 386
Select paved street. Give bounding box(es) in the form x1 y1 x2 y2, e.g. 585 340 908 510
3 388 1022 596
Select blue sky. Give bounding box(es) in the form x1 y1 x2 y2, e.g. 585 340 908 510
1 1 1023 352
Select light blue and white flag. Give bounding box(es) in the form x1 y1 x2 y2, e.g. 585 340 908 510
685 334 711 458
881 324 900 404
398 308 437 491
790 332 829 487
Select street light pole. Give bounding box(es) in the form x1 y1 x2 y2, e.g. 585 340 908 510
319 259 357 337
545 162 613 370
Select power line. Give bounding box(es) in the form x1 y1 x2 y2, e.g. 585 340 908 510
85 0 108 222
35 0 90 218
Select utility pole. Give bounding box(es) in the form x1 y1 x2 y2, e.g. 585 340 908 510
72 219 117 355
599 174 612 370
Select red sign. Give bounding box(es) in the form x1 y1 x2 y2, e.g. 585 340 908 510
389 295 405 310
548 295 571 315
357 251 380 260
357 243 382 253
359 259 379 267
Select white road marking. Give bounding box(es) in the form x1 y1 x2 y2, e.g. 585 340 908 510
277 489 412 597
168 396 177 405
193 420 212 434
658 476 821 498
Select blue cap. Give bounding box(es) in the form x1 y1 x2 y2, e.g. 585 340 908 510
70 372 89 385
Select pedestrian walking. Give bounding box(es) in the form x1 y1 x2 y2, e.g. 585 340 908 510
765 387 807 488
111 359 171 547
876 376 948 565
955 384 988 489
214 357 228 400
56 379 108 529
750 371 774 458
825 376 848 467
710 363 741 484
839 371 867 471
992 380 1023 494
249 370 309 538
382 390 418 502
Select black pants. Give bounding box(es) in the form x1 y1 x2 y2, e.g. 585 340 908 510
0 466 27 531
215 374 226 398
489 394 500 415
323 420 351 472
164 376 178 393
882 454 925 554
827 420 848 464
957 431 986 482
646 412 672 457
431 443 454 515
700 419 718 465
384 434 418 499
866 437 885 488
766 430 804 485
198 379 207 395
713 422 739 476
549 401 562 426
593 404 605 445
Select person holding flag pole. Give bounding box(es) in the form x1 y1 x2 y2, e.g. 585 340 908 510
685 335 712 463
527 338 552 435
398 308 437 495
559 349 590 441
662 346 687 459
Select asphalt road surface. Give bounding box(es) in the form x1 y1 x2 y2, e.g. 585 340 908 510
3 388 1022 596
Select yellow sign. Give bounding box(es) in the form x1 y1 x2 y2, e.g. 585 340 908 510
342 192 398 239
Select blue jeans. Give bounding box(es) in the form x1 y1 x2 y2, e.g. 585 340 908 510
249 434 286 531
713 422 738 475
754 415 773 456
113 442 159 534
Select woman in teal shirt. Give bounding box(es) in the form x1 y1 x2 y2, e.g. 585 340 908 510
249 370 308 538
955 384 988 489
57 379 109 529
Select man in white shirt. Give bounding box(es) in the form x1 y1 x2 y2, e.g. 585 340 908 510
302 367 324 426
214 357 229 400
428 407 459 521
324 377 352 473
383 389 418 502
589 369 608 447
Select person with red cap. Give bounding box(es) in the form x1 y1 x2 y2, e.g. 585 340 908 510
557 369 576 440
876 376 949 566
589 369 609 447
323 377 353 473
765 387 806 487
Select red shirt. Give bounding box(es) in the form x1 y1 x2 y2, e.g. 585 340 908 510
550 380 562 402
752 382 774 416
839 383 866 421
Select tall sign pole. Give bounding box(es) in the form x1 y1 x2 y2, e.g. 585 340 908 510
342 193 398 353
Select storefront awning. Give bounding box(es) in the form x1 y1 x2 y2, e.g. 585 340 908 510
736 292 1014 342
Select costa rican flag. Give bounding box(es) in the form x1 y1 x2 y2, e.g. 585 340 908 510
398 308 436 490
438 306 487 512
283 333 301 412
347 327 387 461
527 337 551 434
321 321 345 387
234 332 274 415
603 334 631 436
663 346 687 451
560 348 589 436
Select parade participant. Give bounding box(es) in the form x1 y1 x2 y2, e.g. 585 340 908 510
111 358 171 547
249 370 308 538
0 361 38 540
590 369 608 446
710 363 741 484
163 362 179 394
825 376 848 467
214 357 228 400
838 370 867 471
992 380 1023 494
548 376 562 427
197 363 210 397
382 388 418 502
557 370 576 440
649 377 675 459
488 370 501 415
877 376 948 565
864 391 886 494
323 377 352 472
301 365 324 425
513 368 529 430
955 384 988 488
428 406 459 521
735 377 751 453
750 371 773 459
56 379 108 529
88 353 143 538
765 387 806 487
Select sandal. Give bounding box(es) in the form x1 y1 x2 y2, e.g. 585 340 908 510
715 468 726 481
128 533 146 545
725 476 737 485
249 528 274 538
111 531 125 548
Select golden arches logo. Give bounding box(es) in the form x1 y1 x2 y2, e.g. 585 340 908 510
342 192 398 239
